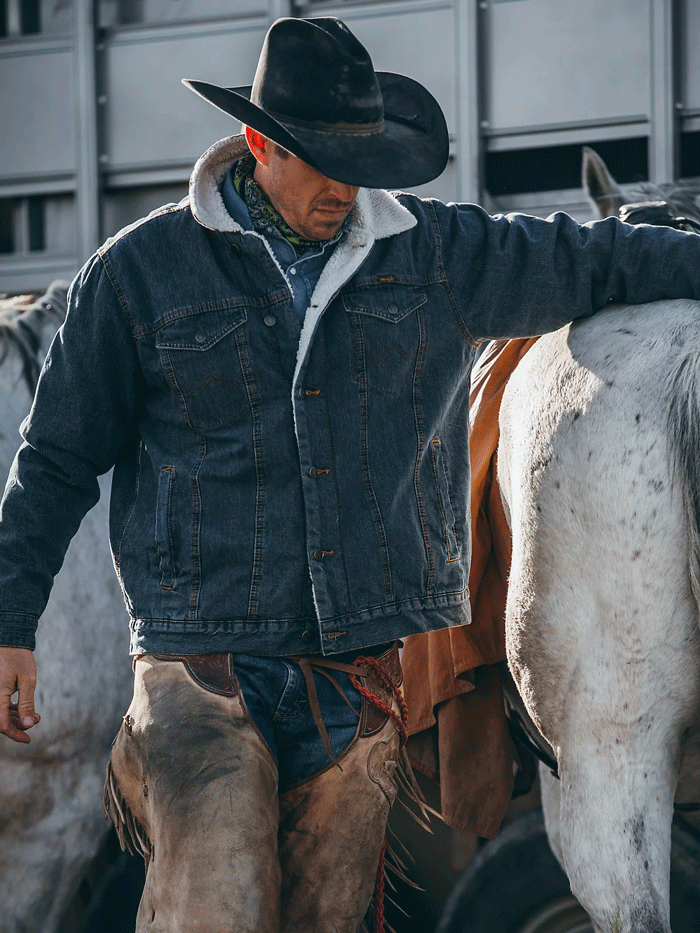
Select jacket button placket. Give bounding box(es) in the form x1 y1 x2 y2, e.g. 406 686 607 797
295 349 345 630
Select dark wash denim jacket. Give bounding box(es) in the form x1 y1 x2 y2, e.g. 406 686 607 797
2 134 700 657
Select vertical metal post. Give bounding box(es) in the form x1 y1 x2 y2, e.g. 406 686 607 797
5 0 21 36
268 0 292 22
649 0 677 183
74 0 101 261
454 0 481 203
14 198 29 255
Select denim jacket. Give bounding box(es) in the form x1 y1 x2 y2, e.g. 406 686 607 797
2 134 700 657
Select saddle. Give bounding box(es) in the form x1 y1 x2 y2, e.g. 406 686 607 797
402 337 538 838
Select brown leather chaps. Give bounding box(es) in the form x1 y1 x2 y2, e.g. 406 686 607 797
105 647 403 933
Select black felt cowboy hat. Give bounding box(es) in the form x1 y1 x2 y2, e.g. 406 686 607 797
183 16 449 189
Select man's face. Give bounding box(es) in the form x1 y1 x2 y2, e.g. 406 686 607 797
251 136 359 241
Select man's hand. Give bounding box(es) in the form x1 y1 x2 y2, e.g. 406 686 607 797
0 647 40 743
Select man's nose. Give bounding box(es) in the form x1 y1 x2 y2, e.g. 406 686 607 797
328 181 358 204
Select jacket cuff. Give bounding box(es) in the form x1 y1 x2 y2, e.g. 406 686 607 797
0 613 38 650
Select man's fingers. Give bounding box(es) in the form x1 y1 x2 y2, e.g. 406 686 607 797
0 704 32 743
0 647 39 743
8 703 40 728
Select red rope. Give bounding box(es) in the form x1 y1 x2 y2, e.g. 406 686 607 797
373 837 387 933
349 655 409 749
350 656 408 933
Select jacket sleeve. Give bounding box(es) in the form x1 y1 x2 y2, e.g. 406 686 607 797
431 200 700 341
0 253 142 649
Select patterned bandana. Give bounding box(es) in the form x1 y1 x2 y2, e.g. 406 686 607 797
232 155 349 258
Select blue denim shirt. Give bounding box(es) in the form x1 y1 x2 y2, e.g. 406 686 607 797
2 134 700 657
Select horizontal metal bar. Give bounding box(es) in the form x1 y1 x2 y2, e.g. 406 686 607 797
681 114 700 133
482 114 650 138
300 0 451 17
0 253 78 276
104 166 192 189
0 175 76 197
0 36 73 58
485 121 650 153
102 12 269 47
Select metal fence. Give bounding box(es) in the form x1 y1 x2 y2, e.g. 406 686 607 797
0 0 698 293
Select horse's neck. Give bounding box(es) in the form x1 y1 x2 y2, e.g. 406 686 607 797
0 311 63 475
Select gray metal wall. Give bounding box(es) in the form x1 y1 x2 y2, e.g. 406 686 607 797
0 0 697 294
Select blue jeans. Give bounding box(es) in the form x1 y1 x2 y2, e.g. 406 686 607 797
233 654 363 791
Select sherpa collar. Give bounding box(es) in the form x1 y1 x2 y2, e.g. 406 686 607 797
188 134 418 244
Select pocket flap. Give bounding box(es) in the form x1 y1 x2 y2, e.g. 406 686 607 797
156 306 247 351
343 286 427 323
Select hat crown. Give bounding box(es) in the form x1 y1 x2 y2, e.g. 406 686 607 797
251 18 384 131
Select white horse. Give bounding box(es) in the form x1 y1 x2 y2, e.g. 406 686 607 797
0 283 133 932
498 150 700 932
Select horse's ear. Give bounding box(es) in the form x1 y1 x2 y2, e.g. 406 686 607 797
582 146 625 219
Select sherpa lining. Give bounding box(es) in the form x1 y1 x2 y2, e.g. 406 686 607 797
188 132 419 391
189 134 417 242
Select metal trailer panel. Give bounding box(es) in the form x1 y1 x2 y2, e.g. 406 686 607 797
482 0 651 137
0 41 76 181
102 17 268 183
98 0 269 27
680 0 700 129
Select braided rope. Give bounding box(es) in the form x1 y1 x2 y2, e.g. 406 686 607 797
349 654 409 749
350 655 408 933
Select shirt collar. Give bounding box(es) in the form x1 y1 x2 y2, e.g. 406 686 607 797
222 155 349 258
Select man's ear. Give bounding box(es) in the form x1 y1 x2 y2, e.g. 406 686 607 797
245 127 271 165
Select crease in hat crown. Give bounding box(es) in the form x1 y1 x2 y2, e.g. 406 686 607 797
181 14 450 190
250 18 386 133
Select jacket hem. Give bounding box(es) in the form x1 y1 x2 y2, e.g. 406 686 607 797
128 591 472 657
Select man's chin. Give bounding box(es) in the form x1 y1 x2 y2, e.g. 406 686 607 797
306 220 346 240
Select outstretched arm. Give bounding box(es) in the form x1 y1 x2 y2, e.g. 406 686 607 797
0 647 40 743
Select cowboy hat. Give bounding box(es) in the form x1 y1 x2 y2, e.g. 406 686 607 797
183 16 449 189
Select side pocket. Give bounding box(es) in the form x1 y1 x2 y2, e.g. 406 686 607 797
430 439 461 561
155 466 176 589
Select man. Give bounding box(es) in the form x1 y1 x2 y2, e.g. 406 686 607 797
2 15 700 933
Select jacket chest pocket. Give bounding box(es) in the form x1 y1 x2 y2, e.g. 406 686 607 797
156 306 250 430
343 286 427 396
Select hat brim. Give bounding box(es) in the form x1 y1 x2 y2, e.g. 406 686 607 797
183 73 449 189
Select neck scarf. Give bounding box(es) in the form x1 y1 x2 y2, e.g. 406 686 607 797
232 155 349 258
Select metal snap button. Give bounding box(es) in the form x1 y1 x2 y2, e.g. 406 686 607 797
290 267 297 275
195 333 206 343
387 303 399 314
264 314 277 326
301 630 312 641
309 467 319 478
313 548 324 560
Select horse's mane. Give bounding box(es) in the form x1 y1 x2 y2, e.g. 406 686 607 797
0 281 68 395
619 181 700 226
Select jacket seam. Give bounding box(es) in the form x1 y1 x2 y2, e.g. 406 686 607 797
322 327 353 611
115 440 142 573
156 466 176 588
352 311 394 600
425 200 480 349
129 587 470 628
411 304 436 594
235 326 265 621
99 252 137 332
430 439 461 561
348 273 442 288
187 433 206 619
